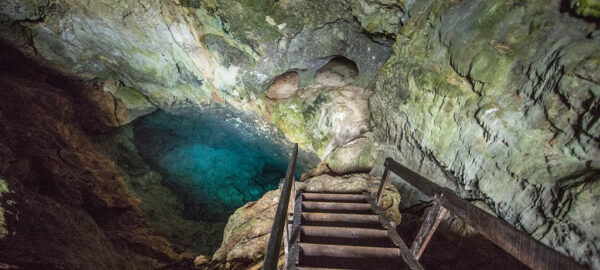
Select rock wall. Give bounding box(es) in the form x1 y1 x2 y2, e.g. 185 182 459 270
369 0 599 268
0 43 188 269
1 0 599 268
0 0 392 155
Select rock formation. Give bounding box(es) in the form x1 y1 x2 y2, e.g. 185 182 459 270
0 0 598 269
369 1 600 267
0 44 188 269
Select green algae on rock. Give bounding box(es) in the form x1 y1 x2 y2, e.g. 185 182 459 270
0 0 391 117
369 0 600 268
571 0 600 18
0 179 12 239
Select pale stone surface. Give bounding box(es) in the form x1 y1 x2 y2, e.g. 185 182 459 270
315 57 359 87
266 71 299 99
322 137 377 175
0 0 391 116
102 79 157 125
212 189 281 263
270 84 371 158
368 0 600 267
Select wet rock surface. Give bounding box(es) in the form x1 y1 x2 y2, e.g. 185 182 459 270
0 44 188 269
369 0 600 267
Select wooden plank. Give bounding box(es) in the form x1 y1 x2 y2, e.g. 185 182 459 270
302 193 366 202
384 158 587 270
286 189 303 269
300 226 388 239
410 197 447 260
301 212 381 228
302 201 371 212
376 167 391 208
299 243 400 258
263 144 298 270
365 192 425 270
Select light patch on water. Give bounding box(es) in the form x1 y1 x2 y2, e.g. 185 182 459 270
133 108 317 221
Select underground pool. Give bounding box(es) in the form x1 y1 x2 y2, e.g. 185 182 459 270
132 107 317 222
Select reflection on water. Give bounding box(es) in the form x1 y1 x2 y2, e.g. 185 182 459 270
133 108 317 221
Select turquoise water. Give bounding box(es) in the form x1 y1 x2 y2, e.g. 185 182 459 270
133 108 316 221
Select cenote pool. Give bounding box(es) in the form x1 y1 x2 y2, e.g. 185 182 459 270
133 108 317 222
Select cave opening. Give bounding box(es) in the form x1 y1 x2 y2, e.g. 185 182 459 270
315 56 360 86
132 108 314 222
266 70 299 99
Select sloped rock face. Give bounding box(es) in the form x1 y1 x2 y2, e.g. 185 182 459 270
0 44 188 269
0 0 392 161
369 0 600 268
0 0 391 112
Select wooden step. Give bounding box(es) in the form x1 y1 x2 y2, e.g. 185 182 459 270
301 213 381 228
302 201 372 214
302 193 367 202
300 243 400 258
298 243 403 269
300 226 393 247
297 267 356 270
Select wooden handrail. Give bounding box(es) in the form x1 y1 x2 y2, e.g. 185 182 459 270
378 157 587 270
263 143 298 270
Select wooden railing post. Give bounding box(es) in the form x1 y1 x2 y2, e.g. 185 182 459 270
410 194 447 260
376 166 391 208
283 177 295 266
383 157 587 270
263 144 298 270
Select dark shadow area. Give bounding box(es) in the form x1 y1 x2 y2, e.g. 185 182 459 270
397 206 529 270
559 0 600 25
315 56 360 86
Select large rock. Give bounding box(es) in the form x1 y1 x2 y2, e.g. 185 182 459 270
212 189 282 267
322 137 378 175
270 84 371 158
369 0 600 268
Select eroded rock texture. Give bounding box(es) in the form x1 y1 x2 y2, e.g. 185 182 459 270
0 0 392 158
0 44 188 269
0 0 598 269
0 0 390 111
369 0 600 268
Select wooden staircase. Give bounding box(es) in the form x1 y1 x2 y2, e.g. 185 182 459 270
289 191 404 269
263 144 587 270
